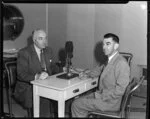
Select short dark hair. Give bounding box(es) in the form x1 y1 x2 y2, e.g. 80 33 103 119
104 33 119 44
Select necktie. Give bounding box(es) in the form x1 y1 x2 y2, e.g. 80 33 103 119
97 64 105 90
40 49 46 71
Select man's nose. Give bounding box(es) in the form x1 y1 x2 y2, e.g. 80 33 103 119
103 45 106 49
44 39 47 43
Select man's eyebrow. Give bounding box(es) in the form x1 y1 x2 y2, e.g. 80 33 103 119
38 36 46 38
106 41 111 44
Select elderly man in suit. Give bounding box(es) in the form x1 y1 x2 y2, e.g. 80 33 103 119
14 29 58 117
71 33 130 117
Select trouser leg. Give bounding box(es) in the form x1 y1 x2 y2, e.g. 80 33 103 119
71 92 95 117
65 99 73 117
40 97 51 117
51 99 73 117
27 108 33 117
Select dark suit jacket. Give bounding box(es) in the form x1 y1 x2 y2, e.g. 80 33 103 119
14 44 57 108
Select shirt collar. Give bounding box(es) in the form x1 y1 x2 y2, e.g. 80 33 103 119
108 51 118 63
34 44 41 54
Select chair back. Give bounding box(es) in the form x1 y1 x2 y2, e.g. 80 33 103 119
119 52 133 67
5 61 17 92
120 76 145 117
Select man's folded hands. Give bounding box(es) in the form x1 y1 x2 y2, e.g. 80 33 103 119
79 70 98 79
35 72 49 80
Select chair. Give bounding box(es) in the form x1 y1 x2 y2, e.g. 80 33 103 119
4 61 17 117
4 61 32 117
119 52 133 67
88 76 145 118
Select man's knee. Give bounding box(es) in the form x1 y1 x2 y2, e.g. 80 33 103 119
71 98 84 110
71 98 89 117
71 99 78 110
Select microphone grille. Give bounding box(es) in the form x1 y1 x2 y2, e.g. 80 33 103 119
65 41 73 53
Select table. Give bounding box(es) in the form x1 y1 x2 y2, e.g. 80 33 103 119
31 72 98 117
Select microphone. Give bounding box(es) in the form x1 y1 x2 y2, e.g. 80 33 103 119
56 41 79 79
65 41 73 53
65 41 74 77
65 41 73 58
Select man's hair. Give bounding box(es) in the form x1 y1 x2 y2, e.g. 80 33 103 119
32 28 46 40
104 33 119 44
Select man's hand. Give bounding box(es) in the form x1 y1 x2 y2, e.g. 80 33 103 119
86 71 98 78
79 69 90 79
39 72 49 80
35 72 49 80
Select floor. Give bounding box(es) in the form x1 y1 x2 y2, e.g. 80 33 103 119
2 85 147 118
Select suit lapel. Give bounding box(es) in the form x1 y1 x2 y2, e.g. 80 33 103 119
43 48 53 72
43 48 49 69
30 44 42 71
100 52 119 80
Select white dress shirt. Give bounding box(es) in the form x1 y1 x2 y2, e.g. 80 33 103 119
34 44 41 61
108 51 118 63
34 44 42 80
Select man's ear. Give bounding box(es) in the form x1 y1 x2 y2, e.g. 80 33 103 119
114 43 119 50
32 38 35 43
32 34 36 43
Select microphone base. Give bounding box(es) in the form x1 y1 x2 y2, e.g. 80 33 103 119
56 73 79 80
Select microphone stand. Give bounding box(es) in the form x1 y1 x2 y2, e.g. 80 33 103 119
66 53 72 77
56 51 79 79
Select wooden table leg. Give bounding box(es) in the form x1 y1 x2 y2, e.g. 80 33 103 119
33 85 40 117
58 100 65 117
